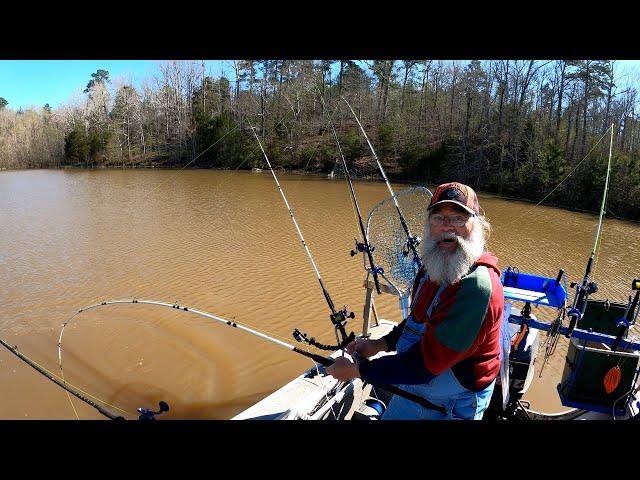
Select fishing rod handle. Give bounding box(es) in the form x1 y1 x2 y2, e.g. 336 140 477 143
293 348 334 367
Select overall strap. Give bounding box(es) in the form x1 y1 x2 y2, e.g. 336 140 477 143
410 270 429 310
426 284 447 317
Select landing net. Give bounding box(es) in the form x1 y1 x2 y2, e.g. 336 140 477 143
365 186 432 294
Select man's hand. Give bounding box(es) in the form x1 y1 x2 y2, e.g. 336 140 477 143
326 356 360 382
345 337 388 359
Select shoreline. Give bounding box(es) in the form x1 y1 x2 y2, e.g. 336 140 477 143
3 164 639 224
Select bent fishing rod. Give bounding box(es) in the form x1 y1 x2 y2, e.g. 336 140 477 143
247 120 355 351
58 298 446 415
566 124 615 336
319 96 383 295
0 334 169 420
341 96 422 270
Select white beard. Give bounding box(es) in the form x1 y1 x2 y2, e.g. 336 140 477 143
421 219 485 285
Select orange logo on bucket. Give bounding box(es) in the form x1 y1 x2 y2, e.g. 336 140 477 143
603 365 622 394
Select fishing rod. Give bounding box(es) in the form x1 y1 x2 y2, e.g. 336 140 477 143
0 334 167 420
567 124 615 335
319 96 383 295
246 119 355 351
58 298 447 415
341 96 422 269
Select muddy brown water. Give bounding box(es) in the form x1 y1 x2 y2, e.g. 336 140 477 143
1 169 638 419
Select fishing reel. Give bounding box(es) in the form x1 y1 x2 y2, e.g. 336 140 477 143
330 305 355 326
292 326 355 351
292 306 356 351
633 279 640 291
350 239 374 256
332 307 356 350
138 401 170 420
292 328 310 344
569 280 598 295
402 235 421 257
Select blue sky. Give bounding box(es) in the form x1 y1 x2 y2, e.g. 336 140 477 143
0 60 228 110
1 60 639 112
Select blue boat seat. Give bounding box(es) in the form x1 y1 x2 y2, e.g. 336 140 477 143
501 268 567 309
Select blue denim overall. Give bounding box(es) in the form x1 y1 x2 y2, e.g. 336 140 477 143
382 274 496 420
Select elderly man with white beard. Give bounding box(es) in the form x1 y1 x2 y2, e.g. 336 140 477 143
326 182 504 420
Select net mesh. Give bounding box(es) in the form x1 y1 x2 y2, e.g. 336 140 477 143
365 186 432 294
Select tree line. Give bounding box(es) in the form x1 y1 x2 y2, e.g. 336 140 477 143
1 60 639 220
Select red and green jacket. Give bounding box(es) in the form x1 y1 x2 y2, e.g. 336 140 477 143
359 252 504 392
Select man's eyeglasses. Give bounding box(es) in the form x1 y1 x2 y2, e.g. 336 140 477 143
429 213 473 227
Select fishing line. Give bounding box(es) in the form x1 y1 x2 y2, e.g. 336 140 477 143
133 123 243 204
307 358 338 419
57 298 447 415
539 298 567 377
65 391 81 419
499 126 612 232
0 336 129 419
612 382 636 420
590 132 615 287
590 124 615 258
368 385 387 410
56 297 312 419
566 124 616 335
